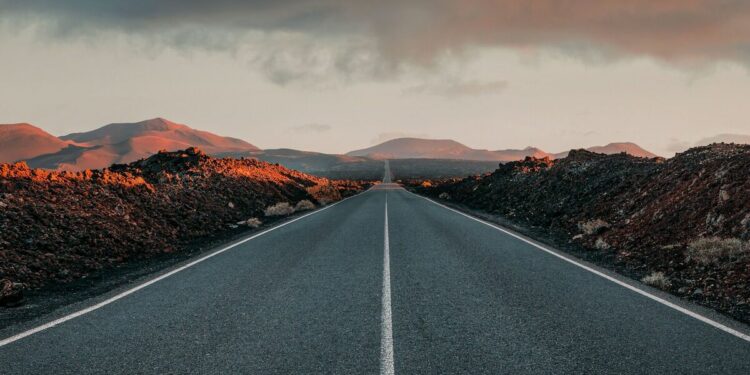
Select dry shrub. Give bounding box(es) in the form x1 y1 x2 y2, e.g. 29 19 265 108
642 272 671 290
264 202 294 217
686 237 748 265
594 238 611 250
578 219 610 235
244 218 262 228
294 200 315 212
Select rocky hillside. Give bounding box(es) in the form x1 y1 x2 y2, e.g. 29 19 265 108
0 148 365 305
414 144 750 322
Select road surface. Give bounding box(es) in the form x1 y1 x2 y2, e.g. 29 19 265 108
2 161 750 374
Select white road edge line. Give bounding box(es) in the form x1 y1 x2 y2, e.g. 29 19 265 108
0 189 371 348
380 190 395 375
410 191 750 343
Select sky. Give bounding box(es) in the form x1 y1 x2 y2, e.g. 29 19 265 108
1 1 750 156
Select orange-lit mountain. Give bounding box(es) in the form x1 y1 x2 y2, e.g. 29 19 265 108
1 122 660 171
346 138 552 161
22 118 259 170
0 123 71 163
554 142 658 159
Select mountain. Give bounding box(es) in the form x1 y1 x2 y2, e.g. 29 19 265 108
61 118 258 153
493 146 553 161
0 123 71 163
25 118 259 170
1 122 659 172
347 138 481 159
554 142 658 159
346 138 549 161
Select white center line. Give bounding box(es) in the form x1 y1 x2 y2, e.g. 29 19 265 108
380 191 395 375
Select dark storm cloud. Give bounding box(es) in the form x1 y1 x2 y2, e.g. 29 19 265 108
4 0 750 65
0 1 348 32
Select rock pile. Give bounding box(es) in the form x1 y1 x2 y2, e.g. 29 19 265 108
417 144 750 322
0 148 365 304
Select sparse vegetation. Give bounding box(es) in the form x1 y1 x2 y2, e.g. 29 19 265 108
294 200 315 211
642 272 671 290
243 218 262 228
264 202 295 217
578 219 610 235
594 238 611 250
686 237 748 265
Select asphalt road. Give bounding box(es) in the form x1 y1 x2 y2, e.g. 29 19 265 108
2 163 750 374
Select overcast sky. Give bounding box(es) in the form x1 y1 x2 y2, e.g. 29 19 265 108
2 1 750 155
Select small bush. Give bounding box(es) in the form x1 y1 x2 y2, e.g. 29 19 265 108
294 200 315 212
686 237 748 265
578 219 610 235
244 218 262 228
438 192 451 200
642 272 671 290
594 238 610 250
264 202 294 217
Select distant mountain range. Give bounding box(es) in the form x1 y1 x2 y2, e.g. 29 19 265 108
0 118 258 170
1 118 662 172
346 137 657 161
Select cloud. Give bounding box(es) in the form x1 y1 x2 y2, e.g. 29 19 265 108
290 123 332 133
248 35 397 86
371 131 429 144
4 0 750 73
404 80 508 97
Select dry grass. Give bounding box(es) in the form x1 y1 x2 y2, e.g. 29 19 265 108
244 218 262 228
264 202 294 217
578 219 610 235
686 237 748 265
642 272 671 290
294 200 315 212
